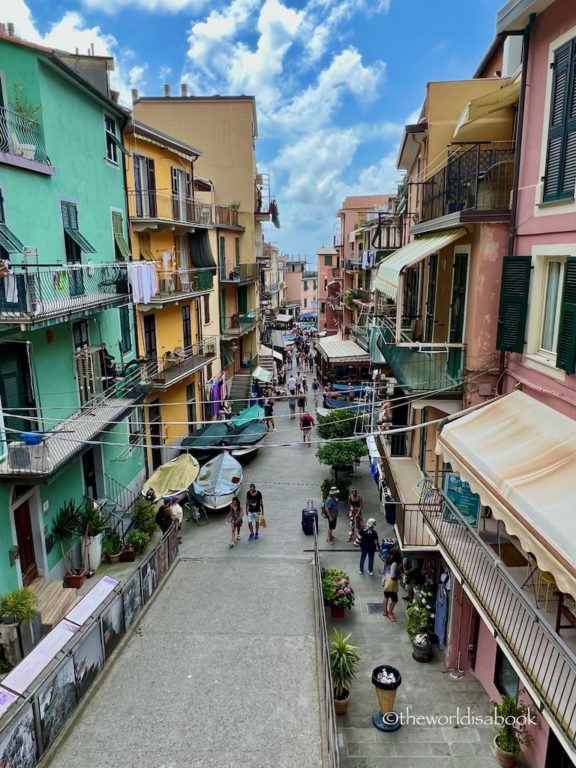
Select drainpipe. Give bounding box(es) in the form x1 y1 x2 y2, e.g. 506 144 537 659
498 13 536 393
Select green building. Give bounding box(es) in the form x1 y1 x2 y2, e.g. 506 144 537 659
0 35 145 591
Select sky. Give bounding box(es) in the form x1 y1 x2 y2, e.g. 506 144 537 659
8 0 504 261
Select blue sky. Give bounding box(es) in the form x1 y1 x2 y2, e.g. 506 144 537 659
11 0 503 260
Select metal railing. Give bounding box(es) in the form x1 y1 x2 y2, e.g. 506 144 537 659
349 323 369 350
378 424 413 457
103 472 139 537
151 267 213 299
419 476 576 746
127 190 212 226
214 205 239 227
312 526 340 768
421 141 515 222
0 106 51 165
330 268 344 280
0 262 129 323
221 311 260 335
395 502 437 548
373 316 465 393
219 262 258 282
144 338 217 387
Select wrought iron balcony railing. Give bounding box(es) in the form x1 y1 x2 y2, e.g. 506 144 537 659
214 205 240 227
219 262 258 283
373 316 464 393
0 263 129 323
221 310 260 336
146 267 213 303
127 190 212 227
421 141 515 222
419 475 576 748
0 106 51 166
144 338 217 389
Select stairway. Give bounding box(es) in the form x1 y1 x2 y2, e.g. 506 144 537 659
30 578 80 632
228 373 252 414
258 353 275 375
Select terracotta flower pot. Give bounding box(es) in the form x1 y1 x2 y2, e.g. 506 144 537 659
64 570 86 589
330 605 346 618
107 553 121 564
494 738 518 768
120 547 135 562
334 689 350 715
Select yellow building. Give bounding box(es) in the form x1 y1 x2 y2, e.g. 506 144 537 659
133 92 270 381
123 119 220 471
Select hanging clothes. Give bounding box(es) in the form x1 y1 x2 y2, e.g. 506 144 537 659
211 379 221 417
127 262 158 303
362 250 370 270
434 572 451 650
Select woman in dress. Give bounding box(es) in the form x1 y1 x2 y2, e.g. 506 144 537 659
228 498 243 548
347 488 364 541
382 549 402 621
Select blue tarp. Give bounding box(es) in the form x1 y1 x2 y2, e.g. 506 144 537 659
230 404 264 427
190 451 243 509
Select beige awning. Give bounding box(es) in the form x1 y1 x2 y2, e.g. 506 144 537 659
435 391 576 598
453 79 520 141
374 229 467 300
316 337 370 364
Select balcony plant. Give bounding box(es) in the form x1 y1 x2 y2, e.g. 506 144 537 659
130 497 158 538
79 499 107 573
322 568 355 617
491 695 535 768
405 583 435 663
330 630 361 715
126 529 150 555
10 81 42 121
51 500 85 588
102 529 123 564
0 588 38 624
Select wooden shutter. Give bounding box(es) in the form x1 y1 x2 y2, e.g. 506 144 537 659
146 158 157 217
556 257 576 373
112 211 122 234
496 256 531 352
120 305 132 353
0 190 5 224
544 41 576 201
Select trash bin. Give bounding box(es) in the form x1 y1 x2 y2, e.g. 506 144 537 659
372 664 402 731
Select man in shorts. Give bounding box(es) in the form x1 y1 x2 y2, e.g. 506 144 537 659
324 487 339 544
246 483 264 541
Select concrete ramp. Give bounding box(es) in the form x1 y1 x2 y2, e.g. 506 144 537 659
46 556 323 768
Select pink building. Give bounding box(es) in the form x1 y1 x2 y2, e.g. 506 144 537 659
300 270 317 317
316 245 339 332
282 258 306 314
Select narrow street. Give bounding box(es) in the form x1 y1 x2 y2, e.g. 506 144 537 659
45 394 493 768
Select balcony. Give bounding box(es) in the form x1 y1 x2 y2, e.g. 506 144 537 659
221 310 260 338
144 338 217 389
127 190 212 230
330 268 344 281
143 267 213 305
0 106 54 175
219 262 258 284
419 475 576 750
419 141 515 227
373 316 464 393
348 323 370 351
0 263 129 325
0 365 146 480
214 205 242 229
256 242 273 263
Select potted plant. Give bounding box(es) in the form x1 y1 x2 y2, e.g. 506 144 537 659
491 695 535 768
321 568 355 618
0 588 38 624
51 500 85 588
130 497 158 538
102 529 123 564
79 499 107 574
317 408 356 440
329 630 360 715
316 440 367 480
120 541 136 562
405 583 435 662
125 529 150 555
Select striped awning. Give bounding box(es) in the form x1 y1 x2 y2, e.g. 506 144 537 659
374 229 467 300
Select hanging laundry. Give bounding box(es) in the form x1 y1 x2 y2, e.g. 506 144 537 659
211 379 221 417
362 250 370 270
4 273 18 304
434 572 451 649
127 262 158 303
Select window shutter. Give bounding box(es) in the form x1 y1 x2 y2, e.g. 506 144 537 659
544 41 576 201
0 190 5 224
61 201 70 229
496 256 531 352
556 257 576 373
119 305 132 353
112 211 122 235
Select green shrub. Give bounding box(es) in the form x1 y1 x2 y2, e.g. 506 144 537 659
317 409 356 440
316 440 367 468
321 568 355 610
1 588 38 623
130 497 157 536
126 529 151 553
102 529 123 556
321 477 351 502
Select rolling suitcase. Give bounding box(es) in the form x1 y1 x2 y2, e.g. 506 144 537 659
301 505 318 535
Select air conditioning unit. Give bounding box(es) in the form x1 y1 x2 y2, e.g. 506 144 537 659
8 442 51 472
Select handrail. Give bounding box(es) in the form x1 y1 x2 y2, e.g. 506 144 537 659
0 105 51 165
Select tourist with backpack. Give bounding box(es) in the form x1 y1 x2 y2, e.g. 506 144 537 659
300 411 315 446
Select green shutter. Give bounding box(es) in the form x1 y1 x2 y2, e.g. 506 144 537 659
325 254 332 266
61 202 96 253
120 305 132 353
112 212 131 260
496 256 531 352
544 40 576 201
556 257 576 373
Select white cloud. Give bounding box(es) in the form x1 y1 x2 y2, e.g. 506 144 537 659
82 0 211 14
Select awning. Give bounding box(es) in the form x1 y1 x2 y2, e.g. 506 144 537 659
190 230 217 270
435 391 576 598
274 313 293 323
221 344 234 367
316 337 370 364
375 228 467 300
453 79 521 141
252 366 272 384
411 398 461 415
259 344 282 362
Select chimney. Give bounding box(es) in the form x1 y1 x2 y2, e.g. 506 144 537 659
181 83 188 97
0 23 6 35
7 22 15 36
163 84 171 98
131 88 139 103
90 43 95 56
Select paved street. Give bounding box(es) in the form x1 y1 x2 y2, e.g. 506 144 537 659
46 393 495 768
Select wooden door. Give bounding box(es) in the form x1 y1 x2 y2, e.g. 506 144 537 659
14 501 37 586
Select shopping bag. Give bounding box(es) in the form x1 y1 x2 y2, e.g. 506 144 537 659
353 534 362 548
259 512 267 528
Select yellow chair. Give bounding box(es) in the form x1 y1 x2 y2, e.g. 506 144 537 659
536 571 557 613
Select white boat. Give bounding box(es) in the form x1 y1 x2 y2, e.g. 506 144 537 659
189 452 243 510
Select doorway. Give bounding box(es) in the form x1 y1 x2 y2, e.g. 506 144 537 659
143 314 158 361
447 252 468 379
82 446 102 501
147 400 163 471
14 500 38 586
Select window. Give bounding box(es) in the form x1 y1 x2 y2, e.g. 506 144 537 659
494 646 519 698
133 154 156 217
324 254 333 266
61 202 96 257
235 237 240 266
0 189 24 255
303 280 308 291
304 298 307 308
128 409 142 446
119 305 132 353
540 260 563 353
203 293 211 324
182 304 192 348
324 278 328 290
105 115 120 164
543 38 576 202
206 362 213 381
186 384 196 435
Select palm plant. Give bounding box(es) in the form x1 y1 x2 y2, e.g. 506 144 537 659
330 629 361 701
51 500 81 572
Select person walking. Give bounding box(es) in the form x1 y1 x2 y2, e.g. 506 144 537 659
228 498 243 548
297 391 307 415
264 400 275 431
311 377 320 407
246 483 264 541
323 486 339 544
287 374 297 398
382 549 402 620
301 376 308 395
300 411 315 446
357 518 379 575
288 393 297 420
347 488 364 541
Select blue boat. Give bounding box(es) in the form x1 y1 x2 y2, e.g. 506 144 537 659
189 452 243 510
179 405 267 464
322 395 372 413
